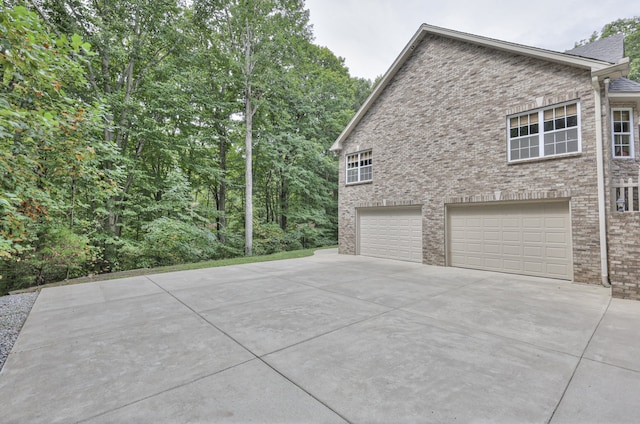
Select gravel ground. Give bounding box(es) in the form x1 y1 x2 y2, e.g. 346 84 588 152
0 292 39 372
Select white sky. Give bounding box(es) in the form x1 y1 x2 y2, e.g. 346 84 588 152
306 0 639 81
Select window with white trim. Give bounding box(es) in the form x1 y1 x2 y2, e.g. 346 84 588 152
346 150 372 183
612 108 634 158
508 102 580 162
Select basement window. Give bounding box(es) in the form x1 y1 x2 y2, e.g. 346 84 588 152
346 150 372 184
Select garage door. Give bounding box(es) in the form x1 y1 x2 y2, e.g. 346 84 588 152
448 202 572 280
358 207 422 262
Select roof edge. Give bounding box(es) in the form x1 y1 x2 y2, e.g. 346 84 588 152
330 25 428 152
330 24 624 152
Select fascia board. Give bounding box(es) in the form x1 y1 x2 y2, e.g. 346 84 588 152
329 26 427 152
592 59 631 80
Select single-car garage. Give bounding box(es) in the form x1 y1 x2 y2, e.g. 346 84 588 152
447 201 573 280
358 207 422 262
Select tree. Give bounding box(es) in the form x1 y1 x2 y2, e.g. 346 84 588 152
193 0 311 256
254 42 370 244
0 2 116 291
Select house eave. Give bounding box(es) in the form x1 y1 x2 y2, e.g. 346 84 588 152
592 59 630 81
330 24 623 153
608 92 640 106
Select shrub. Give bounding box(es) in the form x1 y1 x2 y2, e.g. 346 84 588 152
141 217 219 266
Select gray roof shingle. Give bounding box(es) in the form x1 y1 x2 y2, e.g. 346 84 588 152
564 33 625 63
610 77 640 92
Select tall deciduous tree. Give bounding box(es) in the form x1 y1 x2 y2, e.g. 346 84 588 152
193 0 311 256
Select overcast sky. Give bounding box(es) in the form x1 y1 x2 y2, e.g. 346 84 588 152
306 0 639 81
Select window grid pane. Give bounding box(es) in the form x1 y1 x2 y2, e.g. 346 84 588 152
510 102 580 161
612 109 632 157
509 112 541 160
346 151 372 183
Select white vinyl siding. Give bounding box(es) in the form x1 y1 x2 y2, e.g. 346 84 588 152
358 207 422 262
448 202 572 280
508 102 580 162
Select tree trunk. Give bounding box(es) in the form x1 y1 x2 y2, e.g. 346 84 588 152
245 86 253 256
279 171 288 230
218 136 227 244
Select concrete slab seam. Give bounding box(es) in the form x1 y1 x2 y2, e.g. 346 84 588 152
142 275 354 424
260 308 393 358
545 296 613 424
75 358 257 423
193 285 317 315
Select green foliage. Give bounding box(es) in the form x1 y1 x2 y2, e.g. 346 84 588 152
253 222 298 255
140 218 220 267
0 0 371 291
1 225 94 294
29 226 94 283
0 3 116 268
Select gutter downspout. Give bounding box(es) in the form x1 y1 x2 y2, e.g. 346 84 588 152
592 76 611 288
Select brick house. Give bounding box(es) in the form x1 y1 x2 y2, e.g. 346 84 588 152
330 24 640 299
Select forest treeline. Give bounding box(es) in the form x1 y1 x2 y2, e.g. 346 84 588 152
1 0 373 293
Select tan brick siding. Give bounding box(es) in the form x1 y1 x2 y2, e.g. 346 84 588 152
338 34 604 284
608 213 640 300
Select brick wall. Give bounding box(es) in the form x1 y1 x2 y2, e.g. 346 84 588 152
608 213 640 299
338 33 604 284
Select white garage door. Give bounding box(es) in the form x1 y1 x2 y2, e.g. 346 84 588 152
358 207 422 262
448 202 572 280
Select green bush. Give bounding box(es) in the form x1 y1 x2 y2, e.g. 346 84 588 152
0 226 95 294
141 217 219 267
253 222 290 255
30 226 94 284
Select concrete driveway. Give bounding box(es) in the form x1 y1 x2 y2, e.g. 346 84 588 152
2 249 640 423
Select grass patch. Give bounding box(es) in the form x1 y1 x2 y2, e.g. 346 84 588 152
10 246 336 294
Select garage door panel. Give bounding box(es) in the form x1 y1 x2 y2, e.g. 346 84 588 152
523 246 543 257
467 256 485 267
502 218 520 228
483 230 500 241
523 217 543 228
503 260 523 271
483 243 501 254
545 217 566 228
448 202 572 280
359 208 422 263
523 232 543 243
547 263 569 276
502 231 521 242
546 246 570 260
546 233 568 244
524 261 544 273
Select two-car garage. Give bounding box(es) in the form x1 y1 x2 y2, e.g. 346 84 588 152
357 201 573 280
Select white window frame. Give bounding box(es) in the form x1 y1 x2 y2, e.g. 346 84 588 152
507 101 582 162
612 108 634 158
346 150 372 184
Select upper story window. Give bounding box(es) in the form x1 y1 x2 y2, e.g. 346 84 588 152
612 108 634 158
346 150 372 184
508 102 580 162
